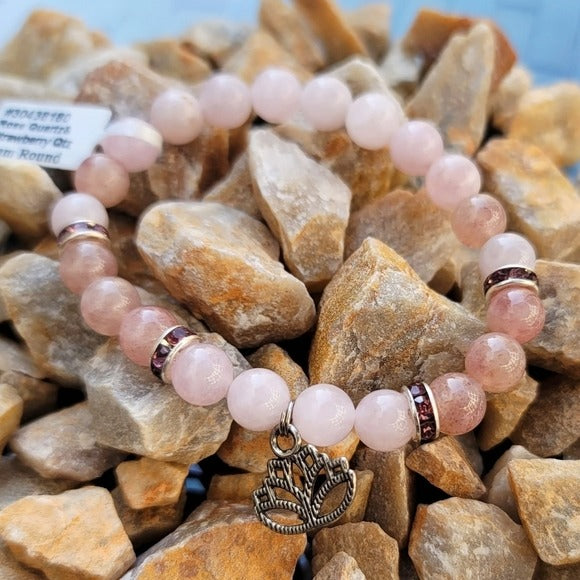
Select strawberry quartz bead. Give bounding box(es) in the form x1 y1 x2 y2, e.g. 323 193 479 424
74 154 130 208
150 88 203 145
389 120 444 176
251 68 301 124
300 76 352 131
50 193 109 236
199 73 252 130
451 194 507 248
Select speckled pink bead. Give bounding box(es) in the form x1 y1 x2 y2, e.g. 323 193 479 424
74 154 130 208
479 233 536 279
169 343 234 406
425 154 481 211
354 389 415 452
150 88 203 145
251 68 301 124
389 120 444 176
59 240 118 295
226 368 291 432
80 276 141 336
465 332 526 393
486 287 545 344
50 193 109 236
199 73 252 129
300 76 352 131
430 373 487 435
292 383 355 447
119 306 178 366
451 194 507 248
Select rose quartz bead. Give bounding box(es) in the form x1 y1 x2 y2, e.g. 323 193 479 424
100 118 162 173
292 384 355 447
430 373 487 435
80 277 141 336
354 389 415 452
119 306 178 366
251 68 301 124
300 76 352 131
389 120 444 176
465 332 526 393
50 192 109 236
199 73 252 130
451 194 507 248
150 88 203 145
169 343 234 406
226 368 291 432
425 154 481 211
479 233 536 279
486 287 545 344
74 154 130 208
345 92 403 150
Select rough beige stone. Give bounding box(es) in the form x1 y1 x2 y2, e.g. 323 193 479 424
207 472 264 502
331 470 374 526
0 371 58 422
533 561 580 579
379 42 424 99
490 65 532 132
456 432 484 476
328 55 396 98
314 551 366 580
0 337 43 379
0 539 42 580
0 384 22 453
347 4 390 62
0 73 69 101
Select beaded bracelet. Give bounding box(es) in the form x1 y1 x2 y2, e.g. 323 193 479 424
49 67 545 535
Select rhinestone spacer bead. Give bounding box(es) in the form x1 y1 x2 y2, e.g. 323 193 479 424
57 221 110 247
404 382 440 444
483 265 539 301
150 325 199 382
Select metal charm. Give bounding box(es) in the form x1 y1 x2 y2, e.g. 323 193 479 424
253 402 357 535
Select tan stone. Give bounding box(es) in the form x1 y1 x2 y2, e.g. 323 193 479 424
124 500 305 579
0 539 42 580
0 371 58 422
332 470 374 526
312 522 399 580
379 42 424 100
0 487 135 580
456 432 484 476
328 55 396 98
563 440 580 461
409 498 537 579
477 139 580 262
509 459 580 566
0 384 22 453
534 561 580 579
207 472 264 502
0 73 69 101
0 337 43 378
347 4 390 62
314 551 366 580
490 65 532 132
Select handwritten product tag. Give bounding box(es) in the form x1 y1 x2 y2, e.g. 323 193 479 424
0 100 112 171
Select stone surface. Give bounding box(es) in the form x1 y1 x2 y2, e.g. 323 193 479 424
248 129 351 291
314 551 366 580
0 539 43 579
207 472 264 502
0 384 22 453
509 459 580 566
328 55 395 98
124 500 305 579
347 4 391 62
534 561 580 579
456 432 484 476
406 436 486 499
332 470 374 526
409 498 537 579
477 139 580 263
312 522 399 580
0 371 58 422
0 337 44 378
0 73 69 100
490 65 532 132
379 42 424 99
0 487 135 580
136 201 315 348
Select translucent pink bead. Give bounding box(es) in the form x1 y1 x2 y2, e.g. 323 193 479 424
150 88 203 145
50 192 109 236
59 240 118 295
100 117 162 173
80 276 141 336
169 343 234 406
425 154 482 211
486 287 545 344
354 389 415 452
226 368 290 432
389 120 444 176
430 373 487 436
345 92 403 150
199 73 252 130
74 154 130 208
119 306 178 366
479 233 536 279
300 76 352 131
451 194 507 248
251 67 301 124
292 384 355 447
465 332 526 393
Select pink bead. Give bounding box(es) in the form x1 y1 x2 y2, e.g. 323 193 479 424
486 287 545 344
345 92 403 150
80 277 141 336
100 118 162 173
300 76 352 131
425 154 482 211
199 73 252 130
354 389 415 452
292 384 355 447
119 306 178 366
389 120 444 176
226 368 290 432
74 154 130 208
451 194 507 248
50 192 109 236
251 68 301 124
150 88 203 145
465 332 526 393
59 240 118 295
479 233 536 279
430 373 487 436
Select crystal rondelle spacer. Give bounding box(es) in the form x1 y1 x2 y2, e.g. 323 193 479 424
150 325 197 381
56 221 110 247
483 266 539 300
404 382 440 443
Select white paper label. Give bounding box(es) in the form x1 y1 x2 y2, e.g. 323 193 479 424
0 100 112 170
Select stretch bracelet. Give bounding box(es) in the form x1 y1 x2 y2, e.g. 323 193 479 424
49 67 546 535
